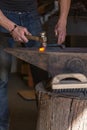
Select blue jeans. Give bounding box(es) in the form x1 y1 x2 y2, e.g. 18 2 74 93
0 10 42 130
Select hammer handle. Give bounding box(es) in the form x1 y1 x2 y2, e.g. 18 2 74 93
0 32 44 43
25 35 43 43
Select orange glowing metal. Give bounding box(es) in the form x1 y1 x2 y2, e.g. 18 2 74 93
39 47 45 52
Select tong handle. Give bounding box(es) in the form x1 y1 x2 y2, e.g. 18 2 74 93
47 43 65 49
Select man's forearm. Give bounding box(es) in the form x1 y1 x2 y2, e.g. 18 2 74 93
55 0 71 44
0 10 30 43
58 0 71 21
0 10 16 32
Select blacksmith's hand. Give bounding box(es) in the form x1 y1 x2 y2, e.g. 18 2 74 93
10 25 31 43
55 19 66 44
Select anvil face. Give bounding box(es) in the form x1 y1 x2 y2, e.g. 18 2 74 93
4 47 87 77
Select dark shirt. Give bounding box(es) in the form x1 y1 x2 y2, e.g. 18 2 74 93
0 0 37 12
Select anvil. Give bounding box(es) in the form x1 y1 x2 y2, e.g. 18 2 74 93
4 46 87 77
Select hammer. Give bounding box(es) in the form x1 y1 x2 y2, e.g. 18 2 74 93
25 32 47 47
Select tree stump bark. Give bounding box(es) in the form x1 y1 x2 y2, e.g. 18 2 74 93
36 82 87 130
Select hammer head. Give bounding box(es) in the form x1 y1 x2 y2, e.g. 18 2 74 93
40 32 47 48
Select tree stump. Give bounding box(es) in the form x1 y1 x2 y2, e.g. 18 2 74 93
36 82 87 130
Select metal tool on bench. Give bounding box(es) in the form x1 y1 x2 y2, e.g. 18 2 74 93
43 73 87 99
52 73 87 90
